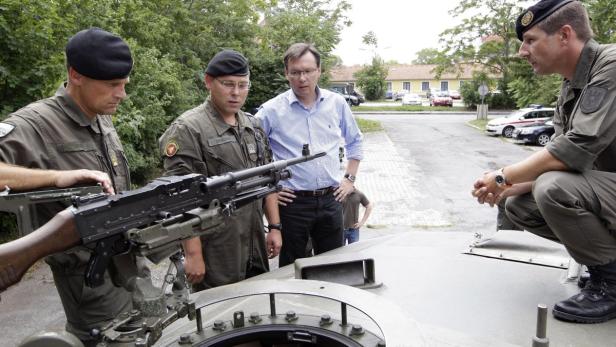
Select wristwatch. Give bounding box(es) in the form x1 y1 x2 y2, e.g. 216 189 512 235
494 168 511 187
266 223 282 233
344 173 356 183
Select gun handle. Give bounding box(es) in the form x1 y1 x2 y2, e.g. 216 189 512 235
85 235 128 288
0 209 78 291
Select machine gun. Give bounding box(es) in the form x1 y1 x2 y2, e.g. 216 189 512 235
0 151 325 346
0 150 324 291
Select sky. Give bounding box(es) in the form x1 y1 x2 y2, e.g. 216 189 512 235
332 0 534 66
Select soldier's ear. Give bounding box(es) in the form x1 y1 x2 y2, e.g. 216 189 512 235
204 74 213 90
68 67 84 86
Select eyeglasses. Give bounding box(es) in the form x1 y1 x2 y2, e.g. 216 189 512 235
287 68 318 79
216 78 251 91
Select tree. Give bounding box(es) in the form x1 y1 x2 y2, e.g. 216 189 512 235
354 56 388 100
586 0 616 43
413 48 444 65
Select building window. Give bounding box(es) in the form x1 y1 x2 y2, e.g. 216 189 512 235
403 82 411 91
440 81 449 91
459 80 466 89
421 82 429 91
386 82 392 91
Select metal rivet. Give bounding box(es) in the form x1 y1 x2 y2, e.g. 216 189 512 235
320 314 332 326
179 333 192 344
285 310 298 322
350 324 364 336
249 312 262 324
213 319 226 331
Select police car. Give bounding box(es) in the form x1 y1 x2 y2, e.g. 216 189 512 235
486 106 554 138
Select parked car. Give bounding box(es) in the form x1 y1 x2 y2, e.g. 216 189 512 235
329 89 359 106
486 106 554 138
350 90 365 104
430 91 453 107
513 120 555 146
449 89 461 99
401 93 422 106
426 88 440 99
394 90 409 101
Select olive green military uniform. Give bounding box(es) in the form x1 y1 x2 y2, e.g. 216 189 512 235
506 40 616 266
0 85 135 341
159 97 271 290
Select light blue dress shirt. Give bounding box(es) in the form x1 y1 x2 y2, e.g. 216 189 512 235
256 87 363 190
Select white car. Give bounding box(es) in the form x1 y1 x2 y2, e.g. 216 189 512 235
486 107 555 138
401 93 422 106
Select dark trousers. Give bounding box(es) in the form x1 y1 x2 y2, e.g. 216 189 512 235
278 193 343 267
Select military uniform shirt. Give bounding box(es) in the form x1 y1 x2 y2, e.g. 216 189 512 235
548 39 616 172
159 97 271 289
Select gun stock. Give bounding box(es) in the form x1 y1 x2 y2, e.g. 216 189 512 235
0 209 78 291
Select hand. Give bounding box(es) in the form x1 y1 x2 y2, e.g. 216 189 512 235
471 171 503 205
266 229 282 258
277 187 296 206
183 252 205 284
54 169 115 194
353 222 363 229
334 179 354 202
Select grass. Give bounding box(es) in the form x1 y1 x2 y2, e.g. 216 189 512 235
352 105 468 112
356 117 383 132
468 119 489 131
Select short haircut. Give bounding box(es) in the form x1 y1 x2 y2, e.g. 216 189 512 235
537 1 593 42
283 43 321 69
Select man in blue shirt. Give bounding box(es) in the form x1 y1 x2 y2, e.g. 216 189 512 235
256 43 363 267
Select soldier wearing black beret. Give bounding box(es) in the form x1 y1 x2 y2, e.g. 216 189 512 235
159 50 281 291
473 0 616 324
0 27 141 344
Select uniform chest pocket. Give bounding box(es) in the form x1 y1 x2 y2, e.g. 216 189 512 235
206 136 243 172
55 142 105 172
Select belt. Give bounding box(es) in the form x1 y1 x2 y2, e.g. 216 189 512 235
294 186 336 197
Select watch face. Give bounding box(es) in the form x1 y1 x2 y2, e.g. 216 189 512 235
495 175 505 185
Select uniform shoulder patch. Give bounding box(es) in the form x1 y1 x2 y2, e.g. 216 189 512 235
580 86 607 114
165 141 179 157
0 123 15 138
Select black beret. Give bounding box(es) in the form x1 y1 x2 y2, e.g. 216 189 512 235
516 0 574 40
66 28 133 80
205 50 249 77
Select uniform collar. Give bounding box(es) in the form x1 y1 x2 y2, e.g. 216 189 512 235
570 39 599 90
54 83 103 133
204 97 253 136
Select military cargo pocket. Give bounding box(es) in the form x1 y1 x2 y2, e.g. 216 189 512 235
55 142 105 172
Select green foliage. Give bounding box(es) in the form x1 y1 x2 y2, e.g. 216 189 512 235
460 72 515 110
586 0 616 43
354 56 388 101
0 0 351 186
355 117 382 133
507 59 560 108
412 48 445 65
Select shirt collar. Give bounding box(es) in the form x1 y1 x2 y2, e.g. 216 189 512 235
55 83 100 132
286 86 325 107
204 97 253 136
570 39 599 89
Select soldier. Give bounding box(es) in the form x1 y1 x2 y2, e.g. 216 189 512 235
159 50 281 291
0 28 139 344
472 0 616 323
256 43 363 267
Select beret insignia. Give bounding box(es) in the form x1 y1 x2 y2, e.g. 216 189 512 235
165 141 179 157
521 11 534 27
